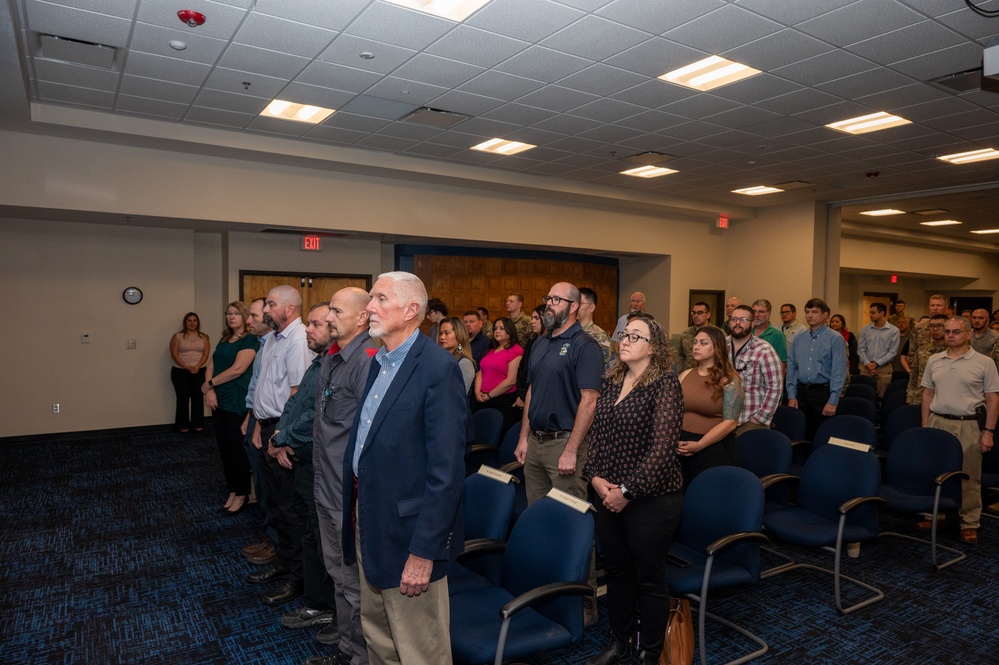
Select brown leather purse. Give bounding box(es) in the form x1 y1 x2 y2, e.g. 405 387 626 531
659 597 695 665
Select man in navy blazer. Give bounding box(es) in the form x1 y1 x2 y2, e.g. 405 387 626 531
342 271 467 665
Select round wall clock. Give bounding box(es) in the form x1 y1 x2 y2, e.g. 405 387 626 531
122 287 143 304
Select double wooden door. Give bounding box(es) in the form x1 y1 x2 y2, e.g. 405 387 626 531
241 272 370 321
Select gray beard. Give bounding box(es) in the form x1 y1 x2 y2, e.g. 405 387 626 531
543 307 568 331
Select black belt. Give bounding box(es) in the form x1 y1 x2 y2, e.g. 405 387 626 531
533 430 570 441
258 417 281 428
931 412 977 421
797 383 829 389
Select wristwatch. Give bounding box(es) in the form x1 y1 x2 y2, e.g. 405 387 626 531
985 427 996 434
618 484 635 501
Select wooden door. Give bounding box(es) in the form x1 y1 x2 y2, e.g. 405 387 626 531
241 273 371 322
308 276 370 311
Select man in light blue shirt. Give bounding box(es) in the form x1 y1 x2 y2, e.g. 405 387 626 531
786 297 847 441
858 302 899 398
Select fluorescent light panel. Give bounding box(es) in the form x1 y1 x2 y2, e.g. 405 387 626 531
262 99 335 124
971 228 999 234
919 220 962 226
826 112 911 135
383 0 493 21
471 138 536 155
732 185 783 196
620 165 678 178
859 209 905 216
937 148 999 164
659 56 761 91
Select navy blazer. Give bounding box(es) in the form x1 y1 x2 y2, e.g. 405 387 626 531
342 332 467 590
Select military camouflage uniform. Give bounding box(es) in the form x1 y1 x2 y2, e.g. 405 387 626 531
583 321 612 365
887 312 909 327
906 324 946 404
511 311 534 346
677 325 703 370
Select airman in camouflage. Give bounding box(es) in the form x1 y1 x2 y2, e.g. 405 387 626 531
578 287 613 364
906 313 948 404
677 301 712 370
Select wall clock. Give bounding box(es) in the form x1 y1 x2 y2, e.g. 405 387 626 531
122 287 143 304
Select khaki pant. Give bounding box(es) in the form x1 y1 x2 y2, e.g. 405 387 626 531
927 414 983 530
873 364 893 398
735 420 769 438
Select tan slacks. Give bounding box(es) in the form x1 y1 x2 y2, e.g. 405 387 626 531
927 414 983 529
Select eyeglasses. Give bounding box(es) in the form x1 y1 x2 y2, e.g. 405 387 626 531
225 311 241 317
542 295 576 306
779 310 792 315
928 323 945 329
617 331 652 344
730 317 752 323
944 329 966 335
691 310 707 316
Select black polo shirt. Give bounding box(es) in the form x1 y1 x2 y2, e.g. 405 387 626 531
526 321 604 432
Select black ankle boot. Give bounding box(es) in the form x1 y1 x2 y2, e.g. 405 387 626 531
585 636 633 665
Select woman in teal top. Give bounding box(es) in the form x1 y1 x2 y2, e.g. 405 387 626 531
203 301 259 515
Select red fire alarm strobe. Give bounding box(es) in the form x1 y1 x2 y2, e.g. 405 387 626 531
716 214 729 229
177 10 206 27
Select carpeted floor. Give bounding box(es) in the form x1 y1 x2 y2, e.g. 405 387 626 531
0 430 996 664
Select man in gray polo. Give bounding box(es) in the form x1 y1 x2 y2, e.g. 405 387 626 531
921 316 999 544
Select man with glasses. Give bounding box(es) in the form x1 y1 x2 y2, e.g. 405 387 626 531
728 305 783 436
907 294 948 376
751 299 787 364
921 316 999 544
515 282 604 624
858 302 899 398
907 314 948 405
578 287 612 364
786 298 847 441
677 302 711 370
779 303 806 347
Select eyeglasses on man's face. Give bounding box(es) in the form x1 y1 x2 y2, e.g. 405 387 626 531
542 295 575 306
943 329 966 335
730 316 752 324
617 330 652 344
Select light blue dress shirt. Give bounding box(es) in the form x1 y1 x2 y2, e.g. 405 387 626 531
244 332 271 411
786 324 847 405
858 321 900 367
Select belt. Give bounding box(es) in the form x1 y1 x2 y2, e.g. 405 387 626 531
931 412 978 421
797 383 829 389
533 430 570 441
258 417 281 428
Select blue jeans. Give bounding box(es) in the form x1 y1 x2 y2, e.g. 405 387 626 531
243 414 278 543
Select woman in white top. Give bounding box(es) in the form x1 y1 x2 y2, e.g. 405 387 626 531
169 312 210 433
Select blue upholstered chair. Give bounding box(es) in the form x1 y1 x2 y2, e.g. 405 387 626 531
880 404 922 452
834 397 878 425
666 466 769 665
449 472 517 596
851 374 878 391
466 408 506 471
878 427 967 570
843 383 877 404
736 428 792 510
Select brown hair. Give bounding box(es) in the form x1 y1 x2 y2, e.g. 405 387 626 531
605 313 676 389
221 301 251 341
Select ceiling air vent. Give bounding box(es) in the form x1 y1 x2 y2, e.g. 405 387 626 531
930 67 999 94
38 34 116 69
621 151 673 165
400 107 470 128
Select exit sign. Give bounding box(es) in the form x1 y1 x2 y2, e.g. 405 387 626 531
716 214 729 229
302 235 322 251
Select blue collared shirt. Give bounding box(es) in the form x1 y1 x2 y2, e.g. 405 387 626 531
858 321 899 367
786 324 847 405
352 328 420 476
245 332 271 410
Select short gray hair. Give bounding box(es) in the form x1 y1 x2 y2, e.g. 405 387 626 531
378 271 428 318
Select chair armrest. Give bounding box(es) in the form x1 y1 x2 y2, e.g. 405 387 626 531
838 495 885 515
761 473 799 490
790 439 809 448
935 470 970 485
460 539 506 558
499 461 524 477
470 443 500 456
704 531 769 557
499 582 594 619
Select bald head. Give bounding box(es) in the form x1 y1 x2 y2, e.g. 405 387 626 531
264 285 303 331
726 296 742 318
327 287 371 343
629 292 646 313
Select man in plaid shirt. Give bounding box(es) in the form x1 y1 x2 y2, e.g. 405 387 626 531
727 304 783 436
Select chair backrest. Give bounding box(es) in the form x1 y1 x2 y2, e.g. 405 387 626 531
676 466 765 579
843 383 877 403
880 389 907 425
834 397 878 424
771 405 807 442
884 377 909 400
502 497 594 637
799 444 881 534
881 405 922 450
851 374 878 391
812 414 877 451
463 473 516 541
472 408 505 445
885 428 963 505
736 428 792 479
497 424 521 467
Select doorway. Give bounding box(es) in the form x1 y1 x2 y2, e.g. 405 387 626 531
240 272 371 321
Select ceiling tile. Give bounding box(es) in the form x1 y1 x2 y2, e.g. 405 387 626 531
278 82 356 110
134 0 249 41
796 0 923 46
556 63 647 97
495 45 592 83
344 2 453 51
709 74 804 105
184 105 255 129
515 85 600 112
391 54 485 89
741 116 819 138
934 4 999 40
235 11 337 59
734 0 858 27
664 4 783 53
354 133 419 152
889 42 984 81
296 61 382 94
604 36 707 79
120 75 199 104
424 25 529 68
123 51 211 87
194 88 269 114
115 94 187 120
33 57 119 90
481 102 556 126
611 79 695 108
303 125 369 145
466 0 586 44
460 71 545 100
659 94 743 120
921 108 999 132
819 70 920 104
723 29 834 71
844 20 963 65
569 98 645 123
319 34 417 74
656 120 727 141
25 0 132 47
321 112 390 132
129 22 228 65
338 95 418 120
217 43 310 79
540 15 651 60
364 76 449 106
502 130 571 148
37 0 137 19
37 80 114 109
445 116 521 139
531 114 603 134
252 0 371 32
375 121 443 141
773 48 878 86
245 115 315 137
204 67 287 98
704 105 784 130
615 109 686 132
597 0 726 34
428 89 506 115
400 142 465 159
576 124 645 144
854 82 951 111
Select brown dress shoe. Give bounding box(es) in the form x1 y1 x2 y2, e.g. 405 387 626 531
247 543 278 565
959 529 978 544
916 516 945 532
242 537 272 558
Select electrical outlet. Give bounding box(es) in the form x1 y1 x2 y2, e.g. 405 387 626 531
52 403 60 413
125 339 137 350
81 333 90 344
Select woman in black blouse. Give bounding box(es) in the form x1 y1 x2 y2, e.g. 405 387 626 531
585 313 684 665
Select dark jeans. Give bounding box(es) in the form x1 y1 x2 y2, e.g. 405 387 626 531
242 414 278 544
171 366 205 430
594 491 683 657
213 408 251 496
260 422 304 585
294 456 336 611
679 430 737 490
796 382 831 443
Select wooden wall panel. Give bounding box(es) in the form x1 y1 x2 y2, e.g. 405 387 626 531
413 254 618 335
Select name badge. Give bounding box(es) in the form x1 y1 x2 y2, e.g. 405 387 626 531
828 437 872 454
477 466 516 484
546 488 594 513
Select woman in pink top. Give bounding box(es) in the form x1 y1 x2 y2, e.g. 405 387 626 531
473 317 524 428
169 312 210 433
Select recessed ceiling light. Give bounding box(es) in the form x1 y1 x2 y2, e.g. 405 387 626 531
859 209 905 216
970 228 999 234
383 0 493 21
261 99 335 124
732 186 783 196
826 112 911 135
659 56 761 91
937 148 999 164
919 220 962 226
620 166 678 178
471 138 536 155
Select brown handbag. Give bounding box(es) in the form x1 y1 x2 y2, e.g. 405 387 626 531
659 597 695 665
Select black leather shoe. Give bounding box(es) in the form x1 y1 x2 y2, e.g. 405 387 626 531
585 636 632 665
247 563 289 584
263 580 303 606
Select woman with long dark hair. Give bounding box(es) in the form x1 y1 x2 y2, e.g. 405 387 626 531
830 313 859 376
202 301 259 515
169 312 210 433
677 325 743 488
438 316 476 395
473 317 523 429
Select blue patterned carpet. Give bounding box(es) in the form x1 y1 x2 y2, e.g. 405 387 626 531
0 431 996 664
